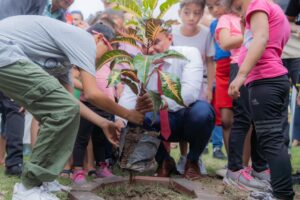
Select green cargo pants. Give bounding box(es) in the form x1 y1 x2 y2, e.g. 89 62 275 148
0 60 80 188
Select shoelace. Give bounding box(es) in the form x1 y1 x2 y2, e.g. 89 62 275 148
239 169 253 181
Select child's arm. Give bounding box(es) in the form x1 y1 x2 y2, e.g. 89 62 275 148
218 28 243 51
206 56 215 103
228 12 269 99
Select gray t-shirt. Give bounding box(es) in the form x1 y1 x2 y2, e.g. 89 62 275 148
0 15 96 84
0 0 47 20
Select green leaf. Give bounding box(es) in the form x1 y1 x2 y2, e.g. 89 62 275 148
121 69 140 83
110 37 142 51
143 0 158 12
109 0 142 18
158 70 185 106
108 69 121 87
133 54 153 84
148 90 162 122
109 57 133 70
145 18 162 42
96 50 133 70
157 0 180 19
151 50 188 63
117 28 144 44
122 78 139 95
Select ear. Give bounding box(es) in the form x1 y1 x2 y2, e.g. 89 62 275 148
167 34 173 43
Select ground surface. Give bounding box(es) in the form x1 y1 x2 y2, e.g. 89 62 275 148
1 144 300 200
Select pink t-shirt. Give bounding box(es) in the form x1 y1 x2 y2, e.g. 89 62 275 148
216 14 242 64
238 0 290 85
80 63 115 102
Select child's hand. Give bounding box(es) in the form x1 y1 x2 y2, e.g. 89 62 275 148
127 110 144 125
135 93 153 114
228 74 247 99
114 119 126 138
205 88 213 103
102 121 121 147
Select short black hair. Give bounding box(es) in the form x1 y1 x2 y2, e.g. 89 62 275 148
71 10 84 20
87 23 115 40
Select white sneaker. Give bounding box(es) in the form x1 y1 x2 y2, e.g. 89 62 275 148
43 180 71 192
198 158 208 175
176 155 187 175
12 183 59 200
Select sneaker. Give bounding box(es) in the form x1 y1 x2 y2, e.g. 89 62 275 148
251 169 271 184
248 191 278 200
198 158 208 175
224 169 268 191
5 164 23 176
72 170 87 185
12 183 59 200
43 180 71 192
213 147 226 160
176 155 187 175
96 162 114 178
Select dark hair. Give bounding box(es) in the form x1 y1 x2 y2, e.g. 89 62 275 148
87 23 115 40
71 10 84 20
179 0 206 10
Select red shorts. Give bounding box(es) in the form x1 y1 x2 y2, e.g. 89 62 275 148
215 58 232 108
212 90 221 126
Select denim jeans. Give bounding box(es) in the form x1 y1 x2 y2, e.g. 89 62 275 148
143 100 215 164
212 125 223 149
0 92 24 168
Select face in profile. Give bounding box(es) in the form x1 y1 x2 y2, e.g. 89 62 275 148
147 32 173 55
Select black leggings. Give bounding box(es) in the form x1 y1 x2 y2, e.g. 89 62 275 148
73 101 114 167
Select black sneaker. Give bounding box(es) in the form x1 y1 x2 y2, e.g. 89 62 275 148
213 148 226 160
5 164 23 176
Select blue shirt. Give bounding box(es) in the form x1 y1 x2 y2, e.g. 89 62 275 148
210 19 231 61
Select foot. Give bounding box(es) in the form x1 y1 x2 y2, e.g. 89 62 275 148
5 164 22 176
198 158 208 175
251 168 271 184
184 160 201 180
213 147 226 160
43 180 71 192
72 170 87 185
224 169 268 191
96 162 114 178
12 183 59 200
59 169 73 178
156 157 177 177
248 191 278 200
176 155 187 175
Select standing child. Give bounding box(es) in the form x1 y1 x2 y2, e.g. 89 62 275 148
172 0 215 175
213 0 268 191
229 0 294 199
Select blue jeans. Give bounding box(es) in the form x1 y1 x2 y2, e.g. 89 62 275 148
143 100 215 164
212 126 223 149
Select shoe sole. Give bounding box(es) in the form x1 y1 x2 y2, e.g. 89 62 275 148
223 177 263 192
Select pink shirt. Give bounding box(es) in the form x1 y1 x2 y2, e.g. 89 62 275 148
80 63 115 102
238 0 290 85
216 14 242 64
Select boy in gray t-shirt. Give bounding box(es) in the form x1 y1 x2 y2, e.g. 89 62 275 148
0 15 143 200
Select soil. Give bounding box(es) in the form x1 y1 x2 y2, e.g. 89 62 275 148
97 183 192 200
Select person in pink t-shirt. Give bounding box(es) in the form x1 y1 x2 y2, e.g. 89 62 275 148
229 0 294 199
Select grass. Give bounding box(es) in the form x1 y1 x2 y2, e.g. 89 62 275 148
0 144 300 200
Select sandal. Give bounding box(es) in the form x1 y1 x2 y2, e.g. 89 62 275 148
60 169 73 178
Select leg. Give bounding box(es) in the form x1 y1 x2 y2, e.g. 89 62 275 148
30 117 39 148
220 108 233 154
179 142 188 156
0 136 6 165
0 60 80 189
242 127 252 167
183 101 215 162
249 76 294 199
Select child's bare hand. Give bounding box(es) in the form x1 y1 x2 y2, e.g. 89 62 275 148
102 121 121 147
228 74 247 99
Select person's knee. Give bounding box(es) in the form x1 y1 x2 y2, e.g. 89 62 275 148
189 101 215 126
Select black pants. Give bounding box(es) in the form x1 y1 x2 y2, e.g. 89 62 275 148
248 75 294 199
0 92 24 168
73 101 114 167
228 64 267 172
